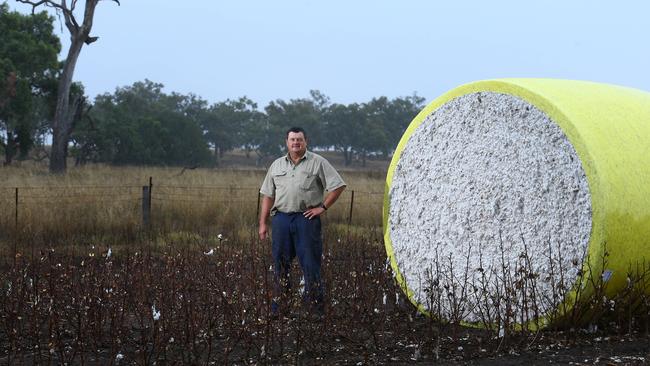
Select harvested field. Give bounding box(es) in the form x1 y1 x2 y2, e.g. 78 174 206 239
1 230 649 364
0 165 648 364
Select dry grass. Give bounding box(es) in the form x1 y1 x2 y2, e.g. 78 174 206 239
0 163 384 247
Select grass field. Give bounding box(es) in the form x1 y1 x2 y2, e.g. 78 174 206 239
0 157 385 246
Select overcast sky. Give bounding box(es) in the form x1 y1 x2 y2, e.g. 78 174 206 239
10 0 650 107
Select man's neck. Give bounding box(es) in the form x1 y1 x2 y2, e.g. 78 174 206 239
289 150 306 164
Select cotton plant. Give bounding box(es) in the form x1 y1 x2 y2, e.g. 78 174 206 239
152 304 161 321
202 234 226 255
298 276 305 296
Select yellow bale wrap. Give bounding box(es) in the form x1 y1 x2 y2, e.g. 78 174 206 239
383 79 650 324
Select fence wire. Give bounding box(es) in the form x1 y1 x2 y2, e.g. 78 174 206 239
0 183 383 232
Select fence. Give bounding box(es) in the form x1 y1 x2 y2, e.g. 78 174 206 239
0 178 383 238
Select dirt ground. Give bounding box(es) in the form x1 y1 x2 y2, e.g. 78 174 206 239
1 233 648 365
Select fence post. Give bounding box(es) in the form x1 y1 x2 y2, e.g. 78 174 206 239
256 191 261 221
348 190 355 226
142 185 151 228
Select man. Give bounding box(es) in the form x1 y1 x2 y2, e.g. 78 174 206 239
259 127 346 319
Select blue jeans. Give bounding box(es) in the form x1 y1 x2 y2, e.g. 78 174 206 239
271 212 324 314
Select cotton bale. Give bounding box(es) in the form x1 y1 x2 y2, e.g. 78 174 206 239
383 79 650 327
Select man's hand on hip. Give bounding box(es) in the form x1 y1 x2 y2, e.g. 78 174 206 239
303 207 326 220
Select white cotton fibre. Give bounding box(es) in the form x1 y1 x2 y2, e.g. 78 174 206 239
388 92 592 322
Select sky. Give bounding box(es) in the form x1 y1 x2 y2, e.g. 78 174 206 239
9 0 650 108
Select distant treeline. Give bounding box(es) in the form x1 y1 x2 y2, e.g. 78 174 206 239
72 80 424 167
0 4 424 168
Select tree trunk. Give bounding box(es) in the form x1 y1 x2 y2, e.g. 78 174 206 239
3 131 17 166
0 72 17 108
344 147 352 166
49 36 85 173
47 0 100 173
255 150 263 166
214 146 221 167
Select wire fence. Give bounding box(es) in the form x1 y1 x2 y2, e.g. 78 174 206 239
0 180 384 237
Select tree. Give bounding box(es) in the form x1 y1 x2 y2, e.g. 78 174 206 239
0 3 60 165
201 97 260 166
265 91 328 147
384 94 425 154
17 0 119 173
363 94 425 158
249 114 283 166
356 104 388 167
323 102 364 166
0 64 16 112
77 80 211 166
235 98 265 160
252 90 329 166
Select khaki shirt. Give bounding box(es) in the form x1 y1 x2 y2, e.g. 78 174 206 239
260 151 346 215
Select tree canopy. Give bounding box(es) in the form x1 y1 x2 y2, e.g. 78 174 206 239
73 80 424 167
0 2 60 165
73 80 211 166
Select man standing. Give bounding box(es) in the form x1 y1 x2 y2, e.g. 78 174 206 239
259 127 346 319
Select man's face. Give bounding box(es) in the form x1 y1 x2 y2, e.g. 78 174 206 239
286 131 307 155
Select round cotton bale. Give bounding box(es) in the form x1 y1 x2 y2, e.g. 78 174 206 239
383 79 650 327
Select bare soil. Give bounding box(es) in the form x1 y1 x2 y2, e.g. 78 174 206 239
1 231 648 365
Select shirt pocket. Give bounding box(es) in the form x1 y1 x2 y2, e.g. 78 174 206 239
300 173 317 190
273 171 288 187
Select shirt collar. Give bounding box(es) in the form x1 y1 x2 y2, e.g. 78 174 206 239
285 150 310 164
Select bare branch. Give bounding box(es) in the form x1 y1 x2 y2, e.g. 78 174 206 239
58 0 81 34
176 165 200 176
15 0 61 14
15 0 79 33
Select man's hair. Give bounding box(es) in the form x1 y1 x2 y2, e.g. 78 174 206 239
286 126 307 140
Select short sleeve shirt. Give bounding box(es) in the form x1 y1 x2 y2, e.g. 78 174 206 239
260 151 346 215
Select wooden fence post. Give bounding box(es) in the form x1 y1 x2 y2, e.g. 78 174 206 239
142 185 151 228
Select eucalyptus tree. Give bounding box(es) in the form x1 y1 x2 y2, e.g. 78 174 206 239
0 3 60 165
363 94 425 158
323 102 364 166
201 97 262 166
16 0 120 173
80 80 211 166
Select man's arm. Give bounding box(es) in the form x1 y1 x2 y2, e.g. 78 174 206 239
303 185 346 220
259 195 274 240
